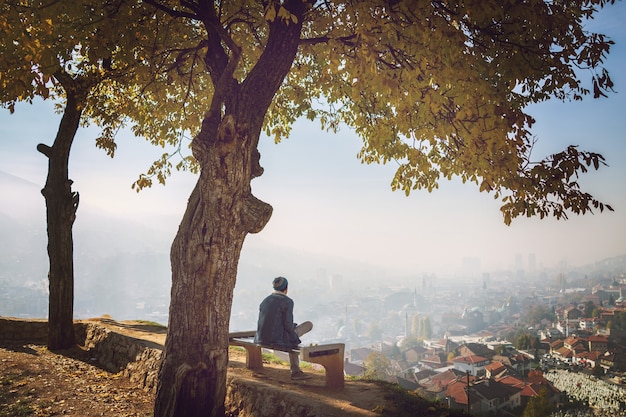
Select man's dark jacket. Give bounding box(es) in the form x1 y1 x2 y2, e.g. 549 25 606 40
254 292 301 349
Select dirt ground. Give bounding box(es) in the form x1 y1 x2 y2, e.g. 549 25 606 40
0 319 392 417
0 341 154 417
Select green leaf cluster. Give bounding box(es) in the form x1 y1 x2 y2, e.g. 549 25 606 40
0 0 203 186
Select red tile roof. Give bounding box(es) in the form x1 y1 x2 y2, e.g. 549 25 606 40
452 355 489 364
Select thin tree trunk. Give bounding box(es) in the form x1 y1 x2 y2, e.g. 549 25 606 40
38 77 90 350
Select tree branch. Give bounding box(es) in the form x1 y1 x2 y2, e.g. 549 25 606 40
300 33 357 46
143 0 198 20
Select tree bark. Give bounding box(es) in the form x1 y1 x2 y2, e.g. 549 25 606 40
154 116 272 417
38 76 90 350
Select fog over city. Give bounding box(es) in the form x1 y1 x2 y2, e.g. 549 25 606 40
1 153 625 337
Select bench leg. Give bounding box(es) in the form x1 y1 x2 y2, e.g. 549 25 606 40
242 345 263 370
310 355 344 389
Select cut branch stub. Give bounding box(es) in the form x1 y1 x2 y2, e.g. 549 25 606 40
242 194 272 234
36 143 52 158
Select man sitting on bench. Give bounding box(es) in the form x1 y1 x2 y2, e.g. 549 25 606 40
254 276 312 380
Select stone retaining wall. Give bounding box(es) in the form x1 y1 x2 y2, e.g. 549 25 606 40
225 376 344 417
0 317 49 344
0 317 162 392
78 322 163 392
0 317 364 417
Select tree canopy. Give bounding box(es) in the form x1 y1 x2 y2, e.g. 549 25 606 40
364 350 392 381
129 0 616 224
1 0 200 174
3 0 617 223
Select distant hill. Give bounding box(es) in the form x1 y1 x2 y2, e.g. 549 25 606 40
568 254 626 286
0 170 45 221
587 254 626 271
0 170 173 319
1 169 385 322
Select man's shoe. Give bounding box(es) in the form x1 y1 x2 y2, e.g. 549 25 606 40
291 370 312 380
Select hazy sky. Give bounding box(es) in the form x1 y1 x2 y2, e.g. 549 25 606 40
1 4 625 279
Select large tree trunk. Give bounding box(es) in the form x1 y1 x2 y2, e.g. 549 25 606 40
154 115 272 417
38 76 90 350
153 3 307 415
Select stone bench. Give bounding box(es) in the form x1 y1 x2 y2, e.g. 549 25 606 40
228 330 345 390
